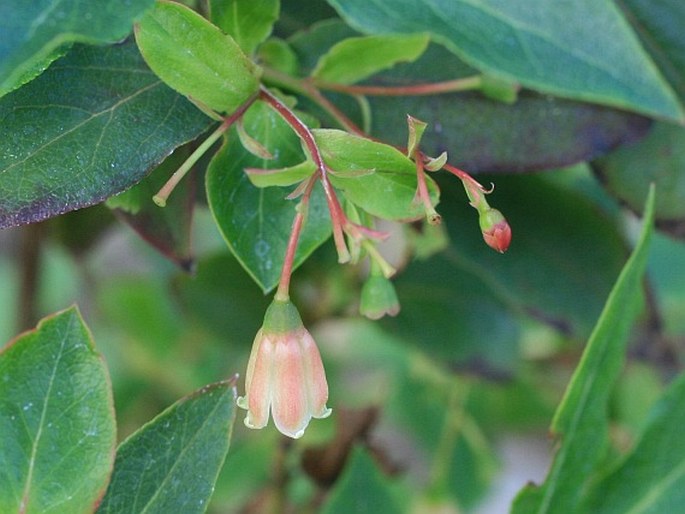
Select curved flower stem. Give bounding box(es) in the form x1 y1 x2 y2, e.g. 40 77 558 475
275 176 317 302
314 75 483 96
260 86 351 263
153 92 259 206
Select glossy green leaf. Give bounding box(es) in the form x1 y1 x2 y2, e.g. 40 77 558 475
312 33 429 84
512 186 656 514
593 123 685 238
97 381 236 514
134 0 261 113
0 307 116 514
321 446 405 514
206 102 331 292
313 129 439 221
327 0 684 121
0 40 212 229
582 371 685 513
0 0 153 96
107 148 196 269
287 24 652 173
209 0 280 56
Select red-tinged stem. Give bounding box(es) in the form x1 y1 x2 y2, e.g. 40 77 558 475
314 76 483 97
274 176 317 301
261 68 365 135
259 86 351 263
154 92 260 206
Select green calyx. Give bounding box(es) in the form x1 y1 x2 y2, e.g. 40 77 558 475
262 299 304 334
360 275 400 320
479 207 506 232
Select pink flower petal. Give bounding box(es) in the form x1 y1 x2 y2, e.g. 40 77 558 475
271 334 310 438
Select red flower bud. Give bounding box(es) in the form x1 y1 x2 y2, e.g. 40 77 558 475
479 208 511 253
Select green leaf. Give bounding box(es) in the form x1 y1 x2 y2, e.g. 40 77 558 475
0 0 154 96
321 446 406 514
206 102 331 292
511 185 656 513
0 40 212 229
313 129 439 221
582 371 685 513
107 148 196 269
134 0 261 113
594 123 685 239
312 33 429 84
0 307 116 514
209 0 280 56
97 381 236 514
327 0 684 121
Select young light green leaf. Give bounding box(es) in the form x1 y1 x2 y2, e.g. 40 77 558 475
581 371 685 513
135 0 261 113
321 446 406 514
0 40 212 229
97 381 236 514
209 0 280 56
312 33 429 85
0 307 116 514
511 185 656 513
245 161 316 188
328 0 684 121
0 0 153 96
313 129 439 220
206 102 331 292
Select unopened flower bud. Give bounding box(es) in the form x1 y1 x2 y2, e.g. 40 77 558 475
479 208 512 253
360 274 400 320
237 299 331 439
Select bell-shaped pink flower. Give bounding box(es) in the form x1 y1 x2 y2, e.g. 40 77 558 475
237 299 331 439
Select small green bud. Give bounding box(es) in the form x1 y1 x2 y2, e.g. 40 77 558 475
360 275 401 320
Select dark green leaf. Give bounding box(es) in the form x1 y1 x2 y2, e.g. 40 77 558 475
0 40 212 229
312 33 429 84
0 0 153 95
582 371 685 513
287 24 652 173
0 307 116 514
620 0 685 102
206 101 331 292
327 0 684 121
593 123 685 239
107 147 197 269
134 0 261 113
209 0 280 56
321 445 406 514
97 381 236 514
511 186 656 513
